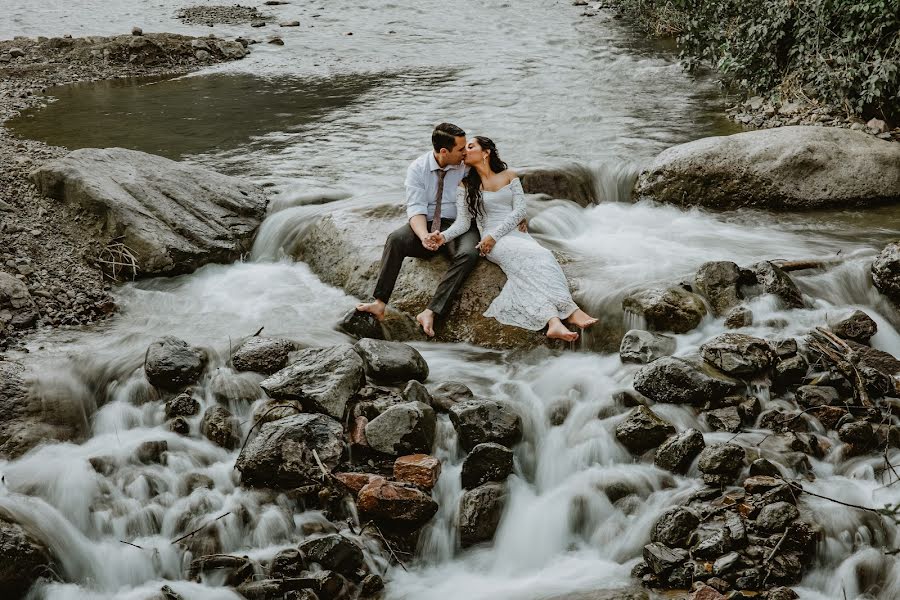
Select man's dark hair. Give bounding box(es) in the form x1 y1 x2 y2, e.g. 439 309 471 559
432 122 466 152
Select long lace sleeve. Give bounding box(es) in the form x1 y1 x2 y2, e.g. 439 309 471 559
440 187 471 243
486 177 526 241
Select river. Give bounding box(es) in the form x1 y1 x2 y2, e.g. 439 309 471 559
2 1 899 599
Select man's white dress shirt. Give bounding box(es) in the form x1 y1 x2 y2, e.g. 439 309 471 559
405 151 467 222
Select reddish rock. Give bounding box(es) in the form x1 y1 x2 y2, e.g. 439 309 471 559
350 415 369 447
743 475 782 494
357 478 438 525
810 405 848 430
692 584 726 600
393 454 441 489
334 472 384 495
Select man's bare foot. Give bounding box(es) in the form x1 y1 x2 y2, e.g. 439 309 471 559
356 300 387 321
566 309 598 330
547 318 579 342
416 309 436 337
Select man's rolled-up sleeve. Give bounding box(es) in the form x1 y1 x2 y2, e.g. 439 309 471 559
405 164 428 220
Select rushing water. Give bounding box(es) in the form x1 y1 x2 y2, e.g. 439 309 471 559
3 1 900 599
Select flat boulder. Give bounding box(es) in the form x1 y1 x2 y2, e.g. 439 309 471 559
144 336 206 391
619 329 676 364
30 147 267 276
354 338 428 384
260 344 365 419
235 413 344 488
634 126 900 210
458 482 506 547
364 401 436 455
633 356 739 405
622 287 707 334
449 399 523 452
700 333 772 377
615 406 676 454
231 337 297 375
293 204 574 349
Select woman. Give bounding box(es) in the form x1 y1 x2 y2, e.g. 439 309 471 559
432 136 597 342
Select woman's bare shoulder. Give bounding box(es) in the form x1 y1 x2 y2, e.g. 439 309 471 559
500 169 518 183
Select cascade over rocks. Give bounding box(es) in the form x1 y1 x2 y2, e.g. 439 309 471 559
260 344 365 420
615 406 676 454
458 482 506 547
619 329 676 364
30 148 267 277
449 399 523 452
633 356 740 405
694 261 742 316
235 413 344 488
144 336 206 391
700 333 773 377
634 126 900 210
231 336 297 375
622 286 707 333
354 338 429 384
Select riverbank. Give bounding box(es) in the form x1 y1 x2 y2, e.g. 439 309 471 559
0 32 250 347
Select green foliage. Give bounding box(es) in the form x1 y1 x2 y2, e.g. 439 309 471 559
621 0 900 118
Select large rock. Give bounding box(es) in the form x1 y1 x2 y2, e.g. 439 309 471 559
364 401 436 455
694 261 742 316
298 534 364 578
231 337 297 375
830 310 877 344
458 482 506 547
873 242 900 303
518 164 599 207
698 443 745 485
635 127 900 210
0 514 52 598
651 506 700 547
755 502 799 533
699 333 772 377
235 413 344 488
622 287 707 333
654 428 705 473
614 406 676 454
30 148 267 276
260 345 365 419
619 329 676 364
144 336 206 391
0 272 39 333
633 356 739 405
293 204 573 349
750 261 804 309
449 399 523 452
356 478 438 525
354 338 429 384
461 442 514 489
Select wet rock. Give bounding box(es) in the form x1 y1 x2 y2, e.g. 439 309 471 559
299 534 363 577
165 392 199 418
144 336 206 391
838 420 876 450
429 381 473 412
200 405 240 450
231 336 296 374
169 417 189 435
338 308 384 340
517 164 598 207
749 458 783 478
698 443 745 484
401 380 432 405
771 338 799 358
449 399 522 452
622 286 707 333
364 401 435 455
461 442 514 489
700 333 772 377
394 454 441 489
135 440 167 464
236 579 281 599
357 478 438 525
619 329 676 364
750 261 804 309
0 515 52 598
691 523 732 559
615 406 676 454
651 506 700 547
795 385 839 408
633 356 739 405
0 272 39 331
269 548 306 579
458 482 506 547
354 338 428 384
704 406 742 433
635 126 900 210
724 306 753 329
724 510 747 546
361 573 384 596
774 354 808 386
691 585 726 600
755 501 799 533
873 242 900 303
189 554 254 586
31 148 267 277
260 344 365 419
769 586 800 600
236 413 344 488
830 310 877 344
643 542 688 575
280 20 300 27
654 428 705 473
760 409 807 433
694 261 742 316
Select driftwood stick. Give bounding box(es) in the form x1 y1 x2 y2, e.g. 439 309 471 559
119 540 145 550
171 512 232 545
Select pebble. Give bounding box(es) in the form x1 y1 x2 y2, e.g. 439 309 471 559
268 37 284 45
279 21 300 27
131 27 143 36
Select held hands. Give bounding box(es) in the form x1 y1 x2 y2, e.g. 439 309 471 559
518 219 528 233
421 232 444 251
476 235 496 256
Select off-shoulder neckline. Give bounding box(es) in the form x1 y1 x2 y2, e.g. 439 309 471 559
482 177 520 193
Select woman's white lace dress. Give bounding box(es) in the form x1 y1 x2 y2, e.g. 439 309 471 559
442 178 578 331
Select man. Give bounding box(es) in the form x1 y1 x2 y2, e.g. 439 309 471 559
356 123 481 337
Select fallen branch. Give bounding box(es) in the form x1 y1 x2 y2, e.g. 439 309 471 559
773 259 840 272
361 521 408 572
171 512 231 545
119 540 145 550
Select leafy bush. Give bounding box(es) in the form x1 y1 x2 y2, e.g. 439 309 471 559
618 0 900 119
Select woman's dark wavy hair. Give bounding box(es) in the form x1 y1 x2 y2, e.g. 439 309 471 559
463 136 507 219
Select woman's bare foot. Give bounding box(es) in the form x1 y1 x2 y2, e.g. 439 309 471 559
566 309 598 330
356 300 387 321
547 318 579 342
416 309 436 337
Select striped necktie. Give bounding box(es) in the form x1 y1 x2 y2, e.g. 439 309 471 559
430 169 448 234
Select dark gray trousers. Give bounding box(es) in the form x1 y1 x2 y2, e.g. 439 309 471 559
373 219 480 316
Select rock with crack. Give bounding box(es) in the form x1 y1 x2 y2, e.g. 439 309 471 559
700 333 773 377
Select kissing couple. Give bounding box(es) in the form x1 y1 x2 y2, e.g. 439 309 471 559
356 122 596 342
